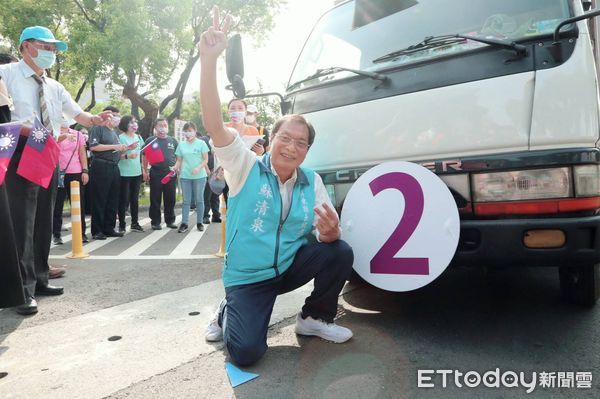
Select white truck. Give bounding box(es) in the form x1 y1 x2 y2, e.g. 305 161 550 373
229 0 600 305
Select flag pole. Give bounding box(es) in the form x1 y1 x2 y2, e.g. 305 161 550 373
140 136 158 152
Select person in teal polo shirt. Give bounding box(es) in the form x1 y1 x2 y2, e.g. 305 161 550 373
174 122 209 233
117 115 145 233
199 7 354 367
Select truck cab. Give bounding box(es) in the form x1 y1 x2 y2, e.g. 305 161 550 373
282 0 600 305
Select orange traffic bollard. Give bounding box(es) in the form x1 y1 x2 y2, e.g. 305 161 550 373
215 194 227 258
66 180 89 259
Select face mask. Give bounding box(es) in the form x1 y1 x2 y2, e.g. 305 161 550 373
32 49 56 70
245 115 256 124
112 116 121 125
157 127 168 136
183 130 195 138
229 111 245 123
129 123 138 132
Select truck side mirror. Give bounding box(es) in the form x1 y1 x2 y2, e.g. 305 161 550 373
226 34 246 98
280 100 292 115
551 7 600 61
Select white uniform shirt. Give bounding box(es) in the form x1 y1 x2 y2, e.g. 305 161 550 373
0 60 83 136
214 134 334 224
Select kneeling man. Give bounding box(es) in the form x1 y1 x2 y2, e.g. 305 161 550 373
199 7 354 366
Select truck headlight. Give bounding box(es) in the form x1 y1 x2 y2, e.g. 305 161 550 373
472 167 572 202
574 165 600 197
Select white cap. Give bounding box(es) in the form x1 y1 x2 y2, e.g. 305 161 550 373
247 104 258 113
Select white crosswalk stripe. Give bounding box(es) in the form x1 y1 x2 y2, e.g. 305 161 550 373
119 215 183 257
51 211 221 260
171 225 207 256
51 217 152 249
51 216 92 248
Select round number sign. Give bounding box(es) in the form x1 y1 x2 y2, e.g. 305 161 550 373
341 161 460 292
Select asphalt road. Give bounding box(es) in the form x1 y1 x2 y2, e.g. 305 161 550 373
1 218 599 398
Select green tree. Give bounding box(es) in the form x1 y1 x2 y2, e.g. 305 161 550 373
0 0 284 137
245 81 283 129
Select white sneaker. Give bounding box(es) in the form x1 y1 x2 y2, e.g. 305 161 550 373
205 298 226 342
294 312 353 343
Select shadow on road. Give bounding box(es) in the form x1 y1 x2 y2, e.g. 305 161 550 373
231 267 600 399
0 308 24 379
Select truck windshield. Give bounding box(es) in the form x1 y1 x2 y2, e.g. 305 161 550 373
288 0 571 90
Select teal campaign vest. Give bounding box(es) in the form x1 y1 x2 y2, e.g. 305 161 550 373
223 154 316 287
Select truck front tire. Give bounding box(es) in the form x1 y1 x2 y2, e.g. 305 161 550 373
559 264 600 306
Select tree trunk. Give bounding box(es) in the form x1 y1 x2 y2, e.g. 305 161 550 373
75 80 87 103
84 82 96 112
123 83 158 139
160 51 200 123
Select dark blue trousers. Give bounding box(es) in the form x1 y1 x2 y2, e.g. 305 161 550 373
222 240 353 366
90 160 120 235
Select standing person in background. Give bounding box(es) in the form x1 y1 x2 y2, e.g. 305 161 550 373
199 132 221 224
173 122 209 233
117 115 145 233
89 106 127 240
53 121 89 245
220 99 266 205
81 126 93 216
246 104 271 151
142 118 178 230
0 26 113 315
227 98 264 156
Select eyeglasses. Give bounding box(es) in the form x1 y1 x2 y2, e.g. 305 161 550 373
275 134 310 150
30 40 59 54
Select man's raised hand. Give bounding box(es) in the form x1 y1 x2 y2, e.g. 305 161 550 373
314 203 341 243
199 6 232 60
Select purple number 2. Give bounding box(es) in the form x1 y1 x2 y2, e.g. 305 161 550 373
369 172 430 275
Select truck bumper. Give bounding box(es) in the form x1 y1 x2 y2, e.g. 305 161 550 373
451 215 600 267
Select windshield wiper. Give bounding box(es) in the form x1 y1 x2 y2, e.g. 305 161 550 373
373 34 527 64
288 66 387 91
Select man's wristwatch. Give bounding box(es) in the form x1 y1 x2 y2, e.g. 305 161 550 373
82 169 89 174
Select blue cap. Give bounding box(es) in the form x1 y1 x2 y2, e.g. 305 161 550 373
19 26 68 52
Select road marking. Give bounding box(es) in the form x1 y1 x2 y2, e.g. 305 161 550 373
118 215 182 257
49 254 219 260
52 217 152 249
79 236 120 253
60 216 89 231
82 218 153 253
51 216 91 248
0 280 313 399
170 224 208 256
50 214 222 260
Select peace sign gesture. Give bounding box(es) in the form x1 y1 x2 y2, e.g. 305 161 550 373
199 6 232 60
314 203 341 243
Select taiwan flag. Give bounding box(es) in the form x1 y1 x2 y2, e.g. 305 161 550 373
16 117 59 189
143 137 164 165
0 122 21 185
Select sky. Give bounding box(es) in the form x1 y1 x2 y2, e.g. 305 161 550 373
180 0 334 101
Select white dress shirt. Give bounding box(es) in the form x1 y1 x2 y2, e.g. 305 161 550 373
0 60 83 136
215 133 334 223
